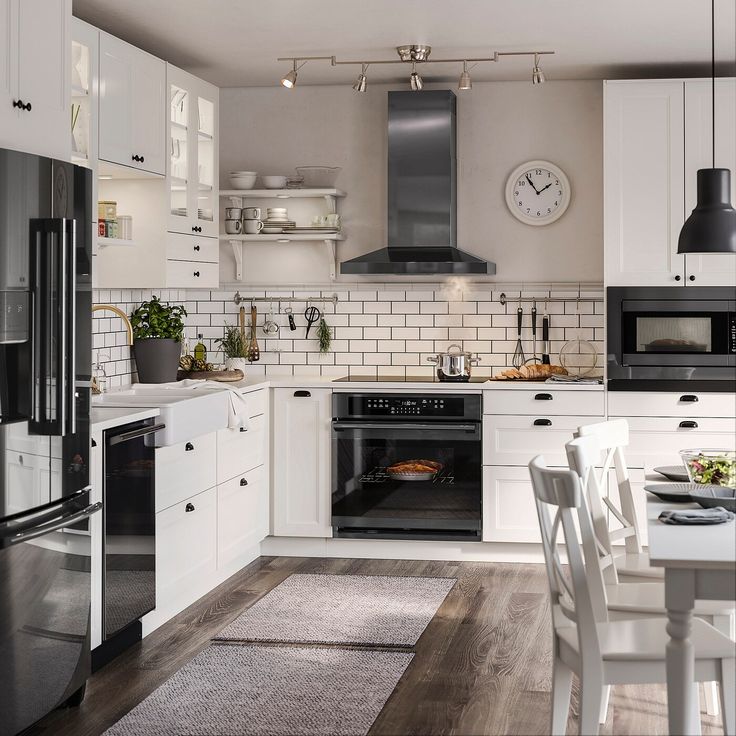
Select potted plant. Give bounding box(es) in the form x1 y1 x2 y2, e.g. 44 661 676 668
130 296 187 383
216 324 248 374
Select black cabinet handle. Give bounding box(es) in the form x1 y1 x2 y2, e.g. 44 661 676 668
185 503 195 512
25 101 31 111
194 245 200 251
12 99 24 109
193 271 200 277
534 393 553 401
91 438 97 447
534 418 552 426
674 274 681 281
140 156 144 162
240 478 248 486
239 427 247 432
294 390 311 398
191 226 202 233
132 155 138 162
679 420 698 428
680 395 699 402
185 442 194 451
689 275 695 282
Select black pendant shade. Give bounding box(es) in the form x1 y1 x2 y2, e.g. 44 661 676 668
677 168 736 254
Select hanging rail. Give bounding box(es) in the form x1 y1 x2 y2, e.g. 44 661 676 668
233 291 339 305
498 292 603 306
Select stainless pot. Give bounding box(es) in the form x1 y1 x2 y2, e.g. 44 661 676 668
426 344 480 380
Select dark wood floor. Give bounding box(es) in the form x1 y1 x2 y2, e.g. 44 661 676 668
30 556 724 736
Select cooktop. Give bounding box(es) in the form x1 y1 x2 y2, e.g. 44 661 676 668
333 375 490 384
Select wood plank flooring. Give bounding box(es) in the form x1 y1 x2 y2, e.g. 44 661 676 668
29 556 725 736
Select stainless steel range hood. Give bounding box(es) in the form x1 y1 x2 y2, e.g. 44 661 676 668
341 90 494 276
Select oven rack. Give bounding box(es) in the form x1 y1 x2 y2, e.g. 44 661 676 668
359 466 455 484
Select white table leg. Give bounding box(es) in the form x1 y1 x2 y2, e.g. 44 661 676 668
665 569 698 736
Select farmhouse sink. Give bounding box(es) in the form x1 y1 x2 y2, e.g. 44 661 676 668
92 390 229 446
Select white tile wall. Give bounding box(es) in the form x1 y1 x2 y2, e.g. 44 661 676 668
92 283 604 385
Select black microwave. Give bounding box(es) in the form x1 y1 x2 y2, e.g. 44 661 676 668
607 286 736 392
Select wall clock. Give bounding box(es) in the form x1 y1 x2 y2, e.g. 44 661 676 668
505 160 571 226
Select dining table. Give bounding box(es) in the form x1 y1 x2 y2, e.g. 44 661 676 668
646 479 736 735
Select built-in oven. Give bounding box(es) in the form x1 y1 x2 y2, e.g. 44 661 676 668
331 393 482 541
607 286 736 392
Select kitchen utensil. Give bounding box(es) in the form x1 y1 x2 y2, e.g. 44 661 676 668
295 166 341 187
512 307 525 368
559 337 598 377
304 305 321 338
284 307 296 331
541 311 551 364
263 303 279 336
239 306 246 342
242 207 261 220
653 465 691 483
246 305 260 362
690 486 736 512
426 344 480 381
642 483 695 503
225 219 243 234
262 175 287 189
525 303 540 364
244 220 263 234
680 449 736 487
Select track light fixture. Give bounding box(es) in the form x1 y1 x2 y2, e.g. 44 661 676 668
458 61 472 90
409 62 423 91
280 59 299 88
352 64 368 92
532 53 546 85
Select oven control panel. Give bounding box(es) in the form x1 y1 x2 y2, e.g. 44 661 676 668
343 394 473 418
367 397 445 415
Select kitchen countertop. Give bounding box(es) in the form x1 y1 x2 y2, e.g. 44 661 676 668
91 406 161 433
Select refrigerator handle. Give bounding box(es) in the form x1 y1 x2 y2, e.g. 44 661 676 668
29 218 76 437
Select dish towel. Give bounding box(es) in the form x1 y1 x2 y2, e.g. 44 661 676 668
658 507 735 525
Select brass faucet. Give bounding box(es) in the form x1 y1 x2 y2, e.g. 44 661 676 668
91 305 134 394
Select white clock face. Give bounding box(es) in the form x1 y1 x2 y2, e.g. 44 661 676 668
505 161 571 226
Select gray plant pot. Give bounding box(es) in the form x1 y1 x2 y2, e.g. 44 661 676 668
133 338 181 383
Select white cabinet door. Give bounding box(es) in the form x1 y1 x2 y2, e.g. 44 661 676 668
604 81 686 285
684 78 736 286
482 466 542 543
273 388 332 537
131 47 165 176
155 432 217 512
0 0 17 141
216 414 266 484
217 465 267 570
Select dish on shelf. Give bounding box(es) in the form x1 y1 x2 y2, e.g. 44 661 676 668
387 459 443 481
690 486 736 512
653 465 690 483
229 171 257 189
262 175 287 189
295 166 341 187
282 226 340 234
643 483 695 503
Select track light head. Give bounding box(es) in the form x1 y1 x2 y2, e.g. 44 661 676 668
281 60 298 88
458 61 472 90
532 54 546 85
352 64 368 92
409 62 423 91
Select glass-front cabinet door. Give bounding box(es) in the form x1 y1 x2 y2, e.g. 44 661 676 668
167 65 219 238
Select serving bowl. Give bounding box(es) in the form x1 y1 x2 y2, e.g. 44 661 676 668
262 175 287 189
680 449 736 487
229 171 257 189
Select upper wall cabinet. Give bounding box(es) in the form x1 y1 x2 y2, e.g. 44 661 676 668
99 33 166 176
605 79 736 287
0 0 71 160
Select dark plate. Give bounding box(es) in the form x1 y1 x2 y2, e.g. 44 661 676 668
643 482 695 503
690 486 736 512
653 465 690 483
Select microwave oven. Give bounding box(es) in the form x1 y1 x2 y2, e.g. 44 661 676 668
607 286 736 392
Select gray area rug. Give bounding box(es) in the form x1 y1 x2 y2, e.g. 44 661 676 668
215 573 456 647
104 644 413 736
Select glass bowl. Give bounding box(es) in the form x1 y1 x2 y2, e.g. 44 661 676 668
679 449 736 487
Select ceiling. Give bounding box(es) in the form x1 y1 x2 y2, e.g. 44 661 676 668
73 0 736 88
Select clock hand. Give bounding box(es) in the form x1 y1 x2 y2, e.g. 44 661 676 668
525 173 540 194
538 182 553 194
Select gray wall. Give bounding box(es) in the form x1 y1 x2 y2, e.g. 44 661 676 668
219 80 603 285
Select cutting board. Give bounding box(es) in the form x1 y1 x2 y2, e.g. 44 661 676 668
177 369 244 382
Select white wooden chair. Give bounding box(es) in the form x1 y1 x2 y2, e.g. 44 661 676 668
567 433 735 721
575 419 663 581
528 454 735 736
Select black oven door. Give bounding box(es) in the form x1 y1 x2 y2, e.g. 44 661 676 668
331 421 482 541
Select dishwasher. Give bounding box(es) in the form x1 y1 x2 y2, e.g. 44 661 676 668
93 418 163 670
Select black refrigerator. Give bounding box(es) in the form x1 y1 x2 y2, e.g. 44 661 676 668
0 148 99 735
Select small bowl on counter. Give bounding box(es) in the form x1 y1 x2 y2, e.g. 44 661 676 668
680 449 736 487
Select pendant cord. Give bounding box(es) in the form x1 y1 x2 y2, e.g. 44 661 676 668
711 0 715 167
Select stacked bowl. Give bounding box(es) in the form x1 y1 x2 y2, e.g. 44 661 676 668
229 171 257 190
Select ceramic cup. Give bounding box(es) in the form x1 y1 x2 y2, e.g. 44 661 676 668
224 219 243 234
225 207 242 219
242 207 261 220
325 213 341 228
244 219 264 234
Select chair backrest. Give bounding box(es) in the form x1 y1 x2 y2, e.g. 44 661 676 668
575 419 643 555
528 455 603 663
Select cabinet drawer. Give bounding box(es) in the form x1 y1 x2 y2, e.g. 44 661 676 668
216 414 266 483
483 389 604 416
156 487 216 615
482 466 542 543
243 388 268 418
608 391 735 418
166 259 218 288
155 432 217 512
217 465 268 570
624 416 736 469
483 415 601 466
166 232 218 263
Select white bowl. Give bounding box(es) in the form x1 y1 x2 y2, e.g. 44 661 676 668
230 170 257 175
262 175 287 189
229 173 257 190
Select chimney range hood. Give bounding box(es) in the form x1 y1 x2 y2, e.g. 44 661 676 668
341 90 494 275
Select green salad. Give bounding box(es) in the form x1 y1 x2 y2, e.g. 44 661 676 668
682 451 736 487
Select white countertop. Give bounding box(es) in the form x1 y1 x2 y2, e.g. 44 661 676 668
91 405 161 433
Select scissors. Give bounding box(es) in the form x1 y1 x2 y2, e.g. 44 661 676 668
304 305 321 338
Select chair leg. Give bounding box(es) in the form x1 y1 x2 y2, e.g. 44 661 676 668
578 674 603 736
703 682 720 717
720 658 735 736
599 685 611 724
551 656 573 736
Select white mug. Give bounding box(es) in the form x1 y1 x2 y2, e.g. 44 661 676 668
244 219 264 234
224 219 243 234
325 213 341 228
225 207 242 219
242 207 261 220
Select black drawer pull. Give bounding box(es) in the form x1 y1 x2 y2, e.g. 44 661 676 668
185 442 194 451
679 421 698 429
91 438 97 447
689 275 695 282
294 390 311 398
194 245 200 251
193 271 200 277
534 418 552 426
12 99 24 109
239 427 248 432
674 274 682 281
185 503 195 512
679 395 698 403
240 478 248 486
132 154 140 162
24 101 31 111
534 393 553 401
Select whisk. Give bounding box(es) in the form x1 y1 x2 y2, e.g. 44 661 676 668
512 307 525 368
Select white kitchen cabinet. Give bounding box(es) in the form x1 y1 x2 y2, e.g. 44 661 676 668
217 465 268 569
484 388 605 417
99 32 166 176
272 388 332 538
217 414 266 484
165 258 218 289
482 466 541 543
0 0 70 160
684 79 736 286
608 390 735 419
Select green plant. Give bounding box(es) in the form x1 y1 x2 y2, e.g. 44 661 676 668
216 324 248 359
130 296 187 341
317 318 332 354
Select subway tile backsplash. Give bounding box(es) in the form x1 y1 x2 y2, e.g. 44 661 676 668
92 283 604 387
